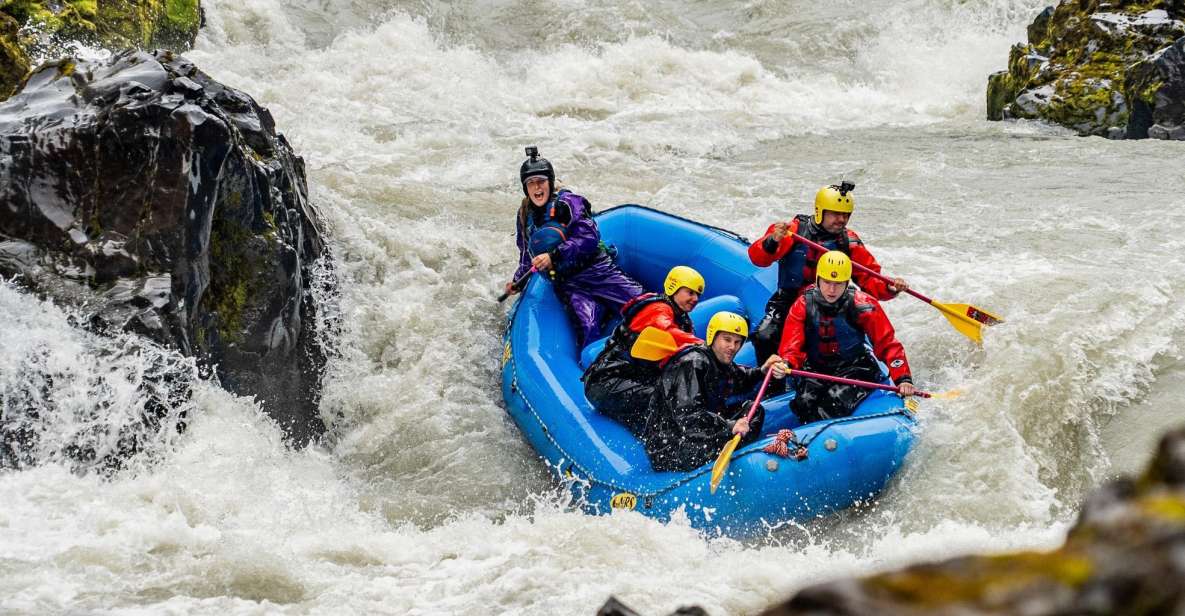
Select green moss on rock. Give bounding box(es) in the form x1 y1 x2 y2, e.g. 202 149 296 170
203 216 258 344
0 0 200 98
866 551 1094 607
0 12 28 100
986 0 1184 137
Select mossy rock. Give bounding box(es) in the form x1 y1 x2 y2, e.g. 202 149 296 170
755 427 1185 615
0 0 200 100
1125 35 1185 138
987 0 1185 137
0 11 28 99
0 50 332 447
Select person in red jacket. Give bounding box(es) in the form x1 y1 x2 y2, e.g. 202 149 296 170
748 181 908 363
582 266 706 435
778 251 915 424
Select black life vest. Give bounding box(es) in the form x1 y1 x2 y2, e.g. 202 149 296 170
803 286 874 368
778 214 851 293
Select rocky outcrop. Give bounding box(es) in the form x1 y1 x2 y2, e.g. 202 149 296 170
0 50 333 447
0 0 202 101
600 425 1185 615
759 425 1185 615
987 0 1185 139
1126 36 1185 138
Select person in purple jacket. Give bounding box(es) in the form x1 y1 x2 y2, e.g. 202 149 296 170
503 146 644 346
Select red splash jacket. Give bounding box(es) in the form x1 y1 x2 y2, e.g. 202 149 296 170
747 218 898 301
629 301 701 348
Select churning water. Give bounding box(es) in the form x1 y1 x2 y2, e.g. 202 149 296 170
3 0 1184 613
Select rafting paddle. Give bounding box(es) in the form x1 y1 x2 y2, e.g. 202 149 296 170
787 367 961 400
632 328 958 399
629 326 685 361
709 367 776 494
497 267 536 303
790 232 1003 344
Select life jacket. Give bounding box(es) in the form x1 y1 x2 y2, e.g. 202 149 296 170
519 189 615 276
609 293 693 367
803 286 874 368
523 190 574 257
778 214 851 293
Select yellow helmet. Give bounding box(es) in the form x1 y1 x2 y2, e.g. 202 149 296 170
663 265 705 296
816 250 852 283
813 183 855 224
706 311 748 346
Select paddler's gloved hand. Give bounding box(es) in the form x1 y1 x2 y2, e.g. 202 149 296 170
897 382 916 397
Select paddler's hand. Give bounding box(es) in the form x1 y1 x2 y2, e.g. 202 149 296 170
732 417 750 436
531 253 553 272
504 281 519 296
771 221 789 242
762 354 788 379
897 382 916 397
888 277 909 294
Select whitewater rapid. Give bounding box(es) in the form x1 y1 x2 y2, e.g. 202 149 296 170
3 0 1185 613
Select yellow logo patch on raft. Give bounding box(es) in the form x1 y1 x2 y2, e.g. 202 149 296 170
610 493 637 510
502 341 512 367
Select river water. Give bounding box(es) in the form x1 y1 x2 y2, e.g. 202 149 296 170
2 0 1185 613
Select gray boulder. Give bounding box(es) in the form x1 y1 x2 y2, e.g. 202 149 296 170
1126 36 1185 138
0 50 333 449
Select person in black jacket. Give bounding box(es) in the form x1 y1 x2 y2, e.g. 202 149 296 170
642 311 787 472
582 266 705 435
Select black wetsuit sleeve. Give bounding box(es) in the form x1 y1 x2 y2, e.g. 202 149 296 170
735 364 766 394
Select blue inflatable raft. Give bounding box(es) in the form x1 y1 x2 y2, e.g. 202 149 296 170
500 205 917 535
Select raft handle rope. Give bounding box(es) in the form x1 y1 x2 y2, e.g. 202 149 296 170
764 429 807 460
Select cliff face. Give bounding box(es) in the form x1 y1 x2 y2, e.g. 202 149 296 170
987 0 1185 139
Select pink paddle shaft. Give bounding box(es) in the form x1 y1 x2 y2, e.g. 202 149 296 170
789 367 931 399
743 368 777 423
790 232 935 305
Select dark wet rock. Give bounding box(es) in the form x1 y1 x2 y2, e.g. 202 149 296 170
0 0 202 102
1125 36 1185 138
755 426 1185 615
0 50 334 448
987 1 1185 139
596 597 709 616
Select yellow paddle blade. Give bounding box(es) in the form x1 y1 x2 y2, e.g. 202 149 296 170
927 389 964 400
629 327 680 362
709 434 742 494
931 301 999 344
